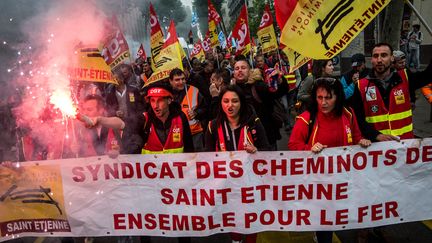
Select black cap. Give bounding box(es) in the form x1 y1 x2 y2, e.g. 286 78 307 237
351 53 366 67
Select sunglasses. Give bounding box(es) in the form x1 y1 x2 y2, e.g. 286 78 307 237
315 77 337 85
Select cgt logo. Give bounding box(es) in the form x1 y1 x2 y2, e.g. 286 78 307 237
149 88 162 95
237 24 248 48
393 89 403 96
172 127 180 133
259 12 270 28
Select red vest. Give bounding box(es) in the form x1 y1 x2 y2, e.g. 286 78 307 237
215 122 253 151
82 128 119 157
142 115 184 154
281 62 297 91
181 86 203 135
358 70 413 139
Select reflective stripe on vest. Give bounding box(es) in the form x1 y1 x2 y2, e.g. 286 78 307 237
284 74 297 90
141 147 183 154
216 123 253 152
365 110 412 123
141 115 184 154
181 86 203 134
378 123 413 137
358 69 413 139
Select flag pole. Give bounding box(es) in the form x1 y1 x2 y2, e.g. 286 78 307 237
244 1 255 68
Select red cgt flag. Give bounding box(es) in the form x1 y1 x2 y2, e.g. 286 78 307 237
231 4 251 56
137 44 147 60
208 0 221 24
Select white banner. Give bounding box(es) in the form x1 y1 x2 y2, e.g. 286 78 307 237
1 139 432 241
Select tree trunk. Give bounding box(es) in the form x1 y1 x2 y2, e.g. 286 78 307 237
381 0 405 50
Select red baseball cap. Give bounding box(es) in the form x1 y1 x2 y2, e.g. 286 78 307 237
146 87 173 98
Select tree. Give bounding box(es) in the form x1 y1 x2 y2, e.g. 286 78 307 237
380 0 404 50
151 0 187 29
248 0 266 38
192 0 224 35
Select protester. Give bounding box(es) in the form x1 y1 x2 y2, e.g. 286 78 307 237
340 53 370 104
288 77 371 243
233 58 288 150
169 68 207 151
351 42 432 141
133 82 194 154
279 50 301 130
105 72 146 124
119 63 143 90
393 50 407 70
407 24 423 71
209 68 230 119
297 59 334 112
393 50 417 109
205 85 269 243
75 95 125 158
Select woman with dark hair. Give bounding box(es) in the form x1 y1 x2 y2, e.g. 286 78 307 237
205 85 270 153
205 85 269 243
297 59 334 112
288 77 371 242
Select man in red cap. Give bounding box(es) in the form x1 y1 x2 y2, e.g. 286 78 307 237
131 82 194 154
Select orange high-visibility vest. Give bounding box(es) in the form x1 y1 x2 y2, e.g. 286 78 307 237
181 86 203 135
421 83 432 104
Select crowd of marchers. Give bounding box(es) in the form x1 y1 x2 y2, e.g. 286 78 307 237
1 39 432 243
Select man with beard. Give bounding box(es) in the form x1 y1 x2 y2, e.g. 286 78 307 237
351 43 431 141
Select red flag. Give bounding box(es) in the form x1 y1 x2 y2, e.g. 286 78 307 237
190 40 205 61
137 44 147 60
232 4 251 56
149 3 163 36
149 3 165 71
208 0 221 24
101 15 130 70
259 4 273 28
202 30 211 53
163 21 178 48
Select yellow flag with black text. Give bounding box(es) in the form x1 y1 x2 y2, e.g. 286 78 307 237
146 21 183 86
281 44 311 73
275 0 390 59
149 3 165 71
257 4 278 54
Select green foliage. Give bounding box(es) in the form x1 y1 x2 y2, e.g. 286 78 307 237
248 0 266 38
192 0 224 34
151 0 187 25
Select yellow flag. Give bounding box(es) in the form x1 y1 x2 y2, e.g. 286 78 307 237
257 4 278 54
149 3 165 71
146 21 183 86
69 46 117 84
208 20 219 48
275 0 390 59
281 45 311 73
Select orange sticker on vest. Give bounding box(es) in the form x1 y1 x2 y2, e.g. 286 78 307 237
129 93 135 102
